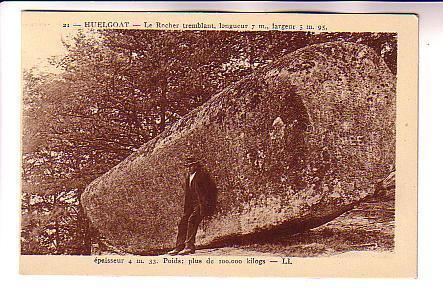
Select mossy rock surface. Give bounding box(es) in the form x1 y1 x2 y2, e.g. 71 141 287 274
81 41 395 254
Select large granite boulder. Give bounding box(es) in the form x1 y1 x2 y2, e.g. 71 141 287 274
81 41 396 254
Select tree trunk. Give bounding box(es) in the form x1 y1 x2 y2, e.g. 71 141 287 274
77 203 92 255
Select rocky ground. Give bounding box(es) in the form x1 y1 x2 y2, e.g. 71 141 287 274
194 198 395 257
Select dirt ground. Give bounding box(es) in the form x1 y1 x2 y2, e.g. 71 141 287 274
194 198 395 257
99 198 394 257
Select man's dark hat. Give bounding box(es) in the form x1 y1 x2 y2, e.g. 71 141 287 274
184 156 199 166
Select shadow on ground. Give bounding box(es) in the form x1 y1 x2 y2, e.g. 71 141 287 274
98 198 394 257
195 199 394 257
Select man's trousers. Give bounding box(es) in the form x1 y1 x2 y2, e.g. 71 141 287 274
175 205 203 250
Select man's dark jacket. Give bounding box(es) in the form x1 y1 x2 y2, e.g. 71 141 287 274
183 167 217 216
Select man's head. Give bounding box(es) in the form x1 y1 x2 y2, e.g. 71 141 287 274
184 156 199 173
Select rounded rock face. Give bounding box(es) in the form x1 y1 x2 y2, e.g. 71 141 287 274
81 41 395 253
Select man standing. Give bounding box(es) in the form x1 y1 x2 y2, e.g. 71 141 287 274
167 156 216 255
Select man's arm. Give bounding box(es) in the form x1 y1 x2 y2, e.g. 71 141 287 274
195 173 209 216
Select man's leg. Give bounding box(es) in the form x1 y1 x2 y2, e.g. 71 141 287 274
179 207 202 254
168 212 190 254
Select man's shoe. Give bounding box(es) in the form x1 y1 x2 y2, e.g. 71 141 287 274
167 248 182 255
178 247 195 255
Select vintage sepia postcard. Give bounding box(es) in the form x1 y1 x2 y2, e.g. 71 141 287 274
20 11 418 277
